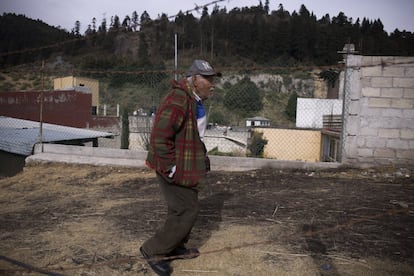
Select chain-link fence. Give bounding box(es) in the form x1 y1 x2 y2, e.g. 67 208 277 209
0 61 343 162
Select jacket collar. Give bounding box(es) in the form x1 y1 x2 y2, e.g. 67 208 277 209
171 79 195 100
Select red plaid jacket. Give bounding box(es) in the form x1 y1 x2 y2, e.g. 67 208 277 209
146 79 209 188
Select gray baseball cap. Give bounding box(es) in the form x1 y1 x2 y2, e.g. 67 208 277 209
186 59 222 77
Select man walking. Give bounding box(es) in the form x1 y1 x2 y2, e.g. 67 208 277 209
140 59 221 275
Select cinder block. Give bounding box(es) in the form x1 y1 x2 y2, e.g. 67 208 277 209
345 136 358 156
370 56 395 65
383 67 405 77
381 88 403 98
403 88 414 99
373 158 394 165
371 77 393 88
395 118 414 129
346 55 362 67
366 138 386 148
401 129 414 139
357 137 366 147
346 117 359 135
396 150 414 159
348 100 360 115
378 128 400 138
393 57 414 65
403 109 414 118
382 109 403 118
391 99 414 109
405 67 414 77
359 106 382 117
362 56 373 64
358 148 373 157
387 139 409 150
393 77 414 88
362 66 382 77
360 127 378 136
373 148 396 158
368 98 391 108
362 87 380 97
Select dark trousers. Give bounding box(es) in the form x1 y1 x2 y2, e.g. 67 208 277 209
142 173 199 256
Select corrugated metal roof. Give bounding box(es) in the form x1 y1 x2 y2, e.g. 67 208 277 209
0 116 114 156
246 116 270 121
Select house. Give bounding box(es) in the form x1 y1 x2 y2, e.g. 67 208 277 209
246 116 271 128
54 76 100 114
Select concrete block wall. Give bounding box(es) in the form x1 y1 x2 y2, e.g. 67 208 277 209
343 56 414 166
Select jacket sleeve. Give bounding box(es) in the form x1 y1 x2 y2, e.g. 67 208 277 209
150 91 187 174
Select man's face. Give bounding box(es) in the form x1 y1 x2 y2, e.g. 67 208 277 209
193 75 215 101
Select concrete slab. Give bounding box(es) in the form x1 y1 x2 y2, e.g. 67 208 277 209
26 144 342 171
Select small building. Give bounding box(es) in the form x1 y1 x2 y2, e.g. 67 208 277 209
54 76 99 114
0 116 114 176
246 116 271 128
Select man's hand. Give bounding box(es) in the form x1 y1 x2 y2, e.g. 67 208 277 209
168 165 176 178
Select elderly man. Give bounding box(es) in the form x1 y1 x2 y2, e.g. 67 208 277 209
140 59 221 275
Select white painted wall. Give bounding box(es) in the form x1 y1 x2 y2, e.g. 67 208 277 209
296 98 342 129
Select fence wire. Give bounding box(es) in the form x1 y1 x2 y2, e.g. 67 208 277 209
0 63 343 162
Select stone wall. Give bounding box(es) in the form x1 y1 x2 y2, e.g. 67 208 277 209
343 55 414 166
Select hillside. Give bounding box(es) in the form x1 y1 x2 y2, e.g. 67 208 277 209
0 13 75 65
2 3 414 68
1 6 412 127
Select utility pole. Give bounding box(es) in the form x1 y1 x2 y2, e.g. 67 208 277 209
210 24 214 61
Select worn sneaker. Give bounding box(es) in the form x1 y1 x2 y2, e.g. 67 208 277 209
140 247 172 276
167 246 200 260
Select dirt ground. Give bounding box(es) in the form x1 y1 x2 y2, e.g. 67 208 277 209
0 162 413 276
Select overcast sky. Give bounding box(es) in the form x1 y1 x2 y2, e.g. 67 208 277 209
1 0 413 34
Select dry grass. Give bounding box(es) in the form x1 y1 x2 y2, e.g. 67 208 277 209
0 163 413 275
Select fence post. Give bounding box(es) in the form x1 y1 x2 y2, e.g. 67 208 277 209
38 60 45 151
338 44 358 163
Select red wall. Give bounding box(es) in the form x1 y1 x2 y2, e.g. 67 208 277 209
0 90 93 128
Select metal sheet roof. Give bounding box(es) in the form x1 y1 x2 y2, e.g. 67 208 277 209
0 116 114 156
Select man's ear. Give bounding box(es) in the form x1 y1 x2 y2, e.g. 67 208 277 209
192 75 198 88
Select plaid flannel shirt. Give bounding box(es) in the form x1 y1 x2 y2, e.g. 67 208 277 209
146 79 209 188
